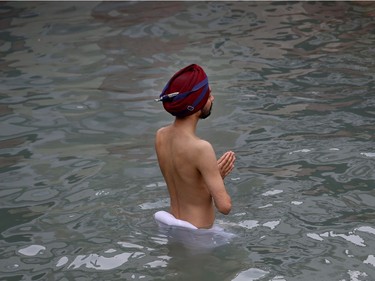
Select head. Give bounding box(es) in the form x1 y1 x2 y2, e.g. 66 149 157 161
158 64 213 119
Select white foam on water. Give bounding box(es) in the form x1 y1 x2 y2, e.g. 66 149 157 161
330 232 366 247
233 212 247 216
67 252 144 270
238 220 260 230
95 190 109 196
150 236 168 245
262 189 283 196
56 256 69 267
270 276 286 281
263 220 280 229
345 249 354 258
232 268 269 281
258 204 273 209
363 255 375 267
291 201 303 205
347 270 368 281
307 233 324 241
307 231 366 247
117 242 144 249
356 226 375 235
131 274 147 279
145 182 166 188
104 249 117 254
144 255 171 268
360 152 375 158
18 245 46 256
289 149 311 155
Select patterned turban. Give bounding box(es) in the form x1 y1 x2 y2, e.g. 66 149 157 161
157 64 210 118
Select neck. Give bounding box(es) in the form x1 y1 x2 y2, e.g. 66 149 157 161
172 113 200 135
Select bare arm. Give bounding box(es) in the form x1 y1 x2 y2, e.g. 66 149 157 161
196 141 232 215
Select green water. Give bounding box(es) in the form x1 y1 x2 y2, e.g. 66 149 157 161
0 2 374 280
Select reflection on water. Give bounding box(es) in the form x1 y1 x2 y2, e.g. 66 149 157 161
1 1 374 280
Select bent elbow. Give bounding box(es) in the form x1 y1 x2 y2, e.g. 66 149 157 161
218 199 232 215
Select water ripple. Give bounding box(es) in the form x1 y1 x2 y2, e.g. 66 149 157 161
1 1 375 280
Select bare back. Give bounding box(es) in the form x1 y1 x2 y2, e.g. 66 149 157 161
155 124 231 229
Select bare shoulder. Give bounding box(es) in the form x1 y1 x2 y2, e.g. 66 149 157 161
156 126 167 135
195 139 213 151
195 139 216 162
156 126 170 141
155 127 168 149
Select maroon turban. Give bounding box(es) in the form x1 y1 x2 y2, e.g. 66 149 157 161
157 64 210 118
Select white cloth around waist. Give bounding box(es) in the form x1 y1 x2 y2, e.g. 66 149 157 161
154 210 198 229
154 211 236 250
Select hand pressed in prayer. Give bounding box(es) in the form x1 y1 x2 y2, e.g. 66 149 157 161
217 151 236 179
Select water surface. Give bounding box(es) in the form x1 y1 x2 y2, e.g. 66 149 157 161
1 2 374 281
